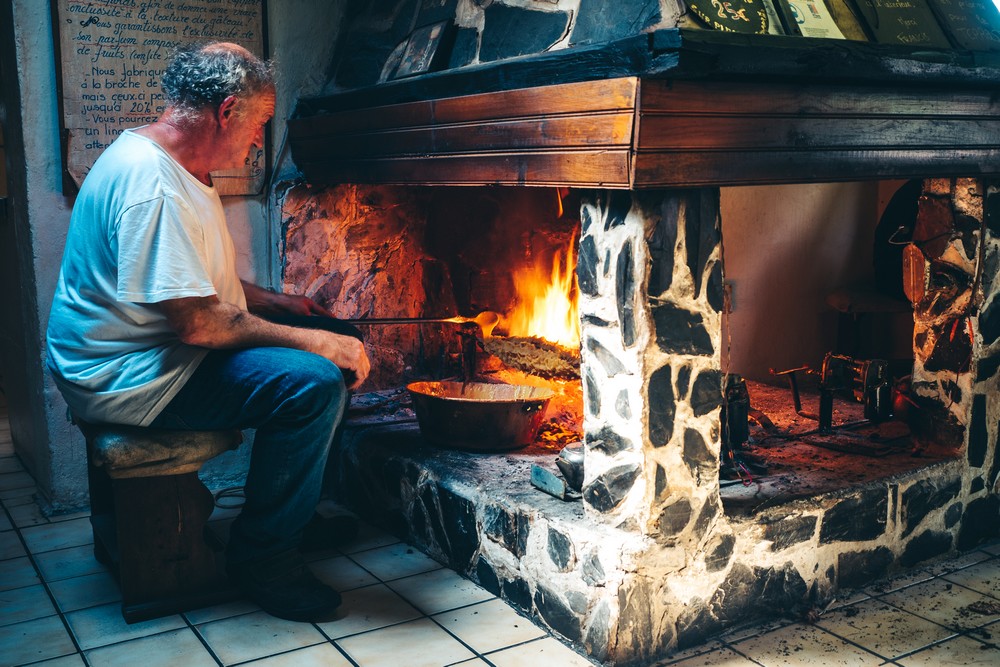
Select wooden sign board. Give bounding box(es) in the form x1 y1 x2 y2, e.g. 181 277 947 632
54 0 267 196
849 0 953 47
926 0 1000 51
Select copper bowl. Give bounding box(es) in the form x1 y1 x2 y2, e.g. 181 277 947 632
407 381 554 451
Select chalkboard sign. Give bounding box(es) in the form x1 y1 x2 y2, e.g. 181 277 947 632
926 0 1000 50
54 0 267 196
686 0 771 34
849 0 953 47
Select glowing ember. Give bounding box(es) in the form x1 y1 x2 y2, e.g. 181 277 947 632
507 239 580 348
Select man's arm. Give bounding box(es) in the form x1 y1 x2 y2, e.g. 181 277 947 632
241 280 331 318
157 295 370 389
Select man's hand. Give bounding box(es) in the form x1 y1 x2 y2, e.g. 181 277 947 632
157 295 370 390
242 280 333 317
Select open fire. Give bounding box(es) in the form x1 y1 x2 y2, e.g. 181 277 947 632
506 236 580 348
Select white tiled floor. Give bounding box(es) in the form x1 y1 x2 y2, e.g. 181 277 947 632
3 399 1000 666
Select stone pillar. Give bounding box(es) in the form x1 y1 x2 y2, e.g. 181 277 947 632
577 189 725 537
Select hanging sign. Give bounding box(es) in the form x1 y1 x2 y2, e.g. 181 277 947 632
53 0 267 196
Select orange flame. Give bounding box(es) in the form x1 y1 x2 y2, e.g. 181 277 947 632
507 237 580 348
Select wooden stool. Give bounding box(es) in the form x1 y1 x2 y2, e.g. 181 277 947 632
78 420 243 623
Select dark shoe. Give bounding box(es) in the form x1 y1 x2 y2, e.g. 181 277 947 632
300 512 359 552
228 549 341 622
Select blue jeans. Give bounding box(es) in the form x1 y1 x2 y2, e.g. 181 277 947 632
150 340 349 565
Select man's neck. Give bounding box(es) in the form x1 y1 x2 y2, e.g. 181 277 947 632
134 111 216 185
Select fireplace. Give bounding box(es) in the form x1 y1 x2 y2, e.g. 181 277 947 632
283 25 1000 666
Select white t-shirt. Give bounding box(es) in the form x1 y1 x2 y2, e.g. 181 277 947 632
46 129 248 426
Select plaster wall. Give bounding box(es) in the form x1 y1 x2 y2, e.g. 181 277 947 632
1 0 350 510
720 182 882 382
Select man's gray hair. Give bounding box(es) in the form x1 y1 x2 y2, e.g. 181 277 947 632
161 42 274 121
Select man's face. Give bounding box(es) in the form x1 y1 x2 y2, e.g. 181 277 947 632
218 89 275 171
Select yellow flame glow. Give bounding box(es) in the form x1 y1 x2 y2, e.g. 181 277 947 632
507 238 580 348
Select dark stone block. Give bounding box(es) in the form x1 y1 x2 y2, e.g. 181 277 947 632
655 464 668 499
820 487 888 544
475 558 501 596
416 0 458 27
438 486 480 570
566 590 588 615
503 577 532 613
764 515 818 552
691 370 724 417
707 261 724 312
419 484 447 550
648 198 678 298
653 303 714 355
838 547 893 589
658 498 692 535
971 476 986 493
957 496 1000 550
619 579 655 652
583 314 612 328
605 191 632 231
676 365 692 398
706 534 736 572
547 528 575 571
479 4 570 63
901 530 953 567
603 249 611 276
447 26 479 68
586 337 627 377
581 203 594 233
945 502 963 528
968 393 988 468
649 364 675 447
923 318 973 373
617 241 637 348
684 428 714 471
570 0 661 46
616 390 632 420
978 354 1000 382
584 366 600 418
577 235 599 297
692 500 717 541
534 584 583 642
588 426 632 456
583 552 606 585
484 504 523 557
584 600 611 663
685 190 720 300
584 464 640 512
901 476 962 537
987 188 1000 235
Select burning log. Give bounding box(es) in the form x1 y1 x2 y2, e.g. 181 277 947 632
483 335 581 380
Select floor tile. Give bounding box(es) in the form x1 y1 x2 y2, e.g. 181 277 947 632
882 578 1000 632
31 655 87 666
197 609 326 665
942 558 1000 600
923 549 993 576
0 456 25 474
433 598 545 653
49 510 91 524
84 627 217 667
814 598 956 660
667 648 760 666
242 642 354 666
34 544 106 582
650 639 727 665
387 566 495 615
0 485 36 502
0 529 27 560
20 517 92 554
0 470 35 492
336 617 475 667
317 583 423 639
980 541 1000 557
0 582 58 627
183 598 260 625
895 634 1000 665
730 623 883 666
0 511 12 532
485 636 597 667
7 500 50 528
48 570 121 612
338 522 400 555
350 542 442 581
0 615 78 667
65 601 187 650
309 554 379 591
0 555 41 591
